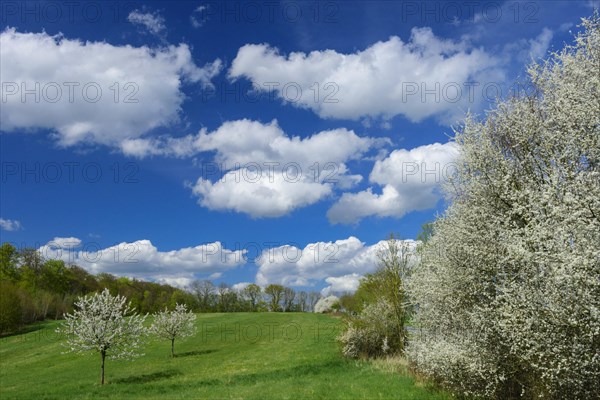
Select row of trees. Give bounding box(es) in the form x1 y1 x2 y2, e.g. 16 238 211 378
0 243 195 333
189 280 321 313
0 242 324 334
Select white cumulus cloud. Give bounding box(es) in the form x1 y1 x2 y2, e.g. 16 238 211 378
38 238 245 284
229 27 505 124
255 237 400 287
190 171 332 218
320 273 362 296
145 119 382 218
0 218 22 231
128 10 166 37
327 142 459 224
0 28 222 148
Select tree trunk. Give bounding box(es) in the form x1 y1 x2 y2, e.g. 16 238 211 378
171 338 175 358
100 349 106 385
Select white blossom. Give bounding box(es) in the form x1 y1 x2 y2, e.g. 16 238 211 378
407 14 600 399
150 304 197 357
57 289 148 384
313 295 340 313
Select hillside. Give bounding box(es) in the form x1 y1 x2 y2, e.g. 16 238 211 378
0 312 449 399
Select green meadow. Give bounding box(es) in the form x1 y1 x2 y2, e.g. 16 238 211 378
0 313 450 399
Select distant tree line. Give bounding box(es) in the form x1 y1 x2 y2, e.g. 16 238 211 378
0 242 322 334
189 281 321 313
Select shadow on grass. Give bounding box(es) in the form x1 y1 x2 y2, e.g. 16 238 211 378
195 359 346 386
114 369 181 384
176 349 218 358
0 323 47 339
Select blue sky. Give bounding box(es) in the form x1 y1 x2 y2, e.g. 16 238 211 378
1 0 597 293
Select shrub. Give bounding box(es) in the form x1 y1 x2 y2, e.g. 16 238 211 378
338 299 403 359
0 281 22 334
408 15 600 399
313 295 339 313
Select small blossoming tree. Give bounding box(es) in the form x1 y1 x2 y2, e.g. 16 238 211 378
150 304 197 357
57 289 148 385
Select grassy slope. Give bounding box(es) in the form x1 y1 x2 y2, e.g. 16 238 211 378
0 313 450 399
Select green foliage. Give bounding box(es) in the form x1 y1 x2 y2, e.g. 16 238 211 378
241 283 262 311
353 270 386 312
338 294 359 313
339 234 416 358
0 281 22 333
0 243 198 333
39 260 72 294
338 299 404 358
264 284 285 311
0 243 19 281
0 242 317 337
416 222 434 245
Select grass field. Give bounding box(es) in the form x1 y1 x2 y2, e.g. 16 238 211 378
0 313 450 399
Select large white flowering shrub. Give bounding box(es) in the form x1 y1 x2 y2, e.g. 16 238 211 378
58 289 148 384
408 15 600 399
150 303 197 357
314 295 339 313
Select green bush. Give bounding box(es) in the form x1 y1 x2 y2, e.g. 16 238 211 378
0 281 23 333
338 299 404 358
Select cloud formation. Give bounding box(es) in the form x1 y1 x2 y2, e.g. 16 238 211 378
133 119 381 218
128 10 166 37
230 27 505 124
190 5 209 28
256 237 390 287
327 142 459 224
0 28 222 148
320 273 362 296
0 218 22 231
38 238 245 286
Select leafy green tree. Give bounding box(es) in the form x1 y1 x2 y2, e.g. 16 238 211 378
416 222 434 244
264 284 284 311
0 281 22 333
40 259 72 295
169 289 195 310
0 243 19 281
338 293 359 313
352 272 384 312
282 287 296 312
96 273 118 293
17 248 45 293
340 234 416 356
67 265 99 294
241 284 262 311
376 234 415 351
